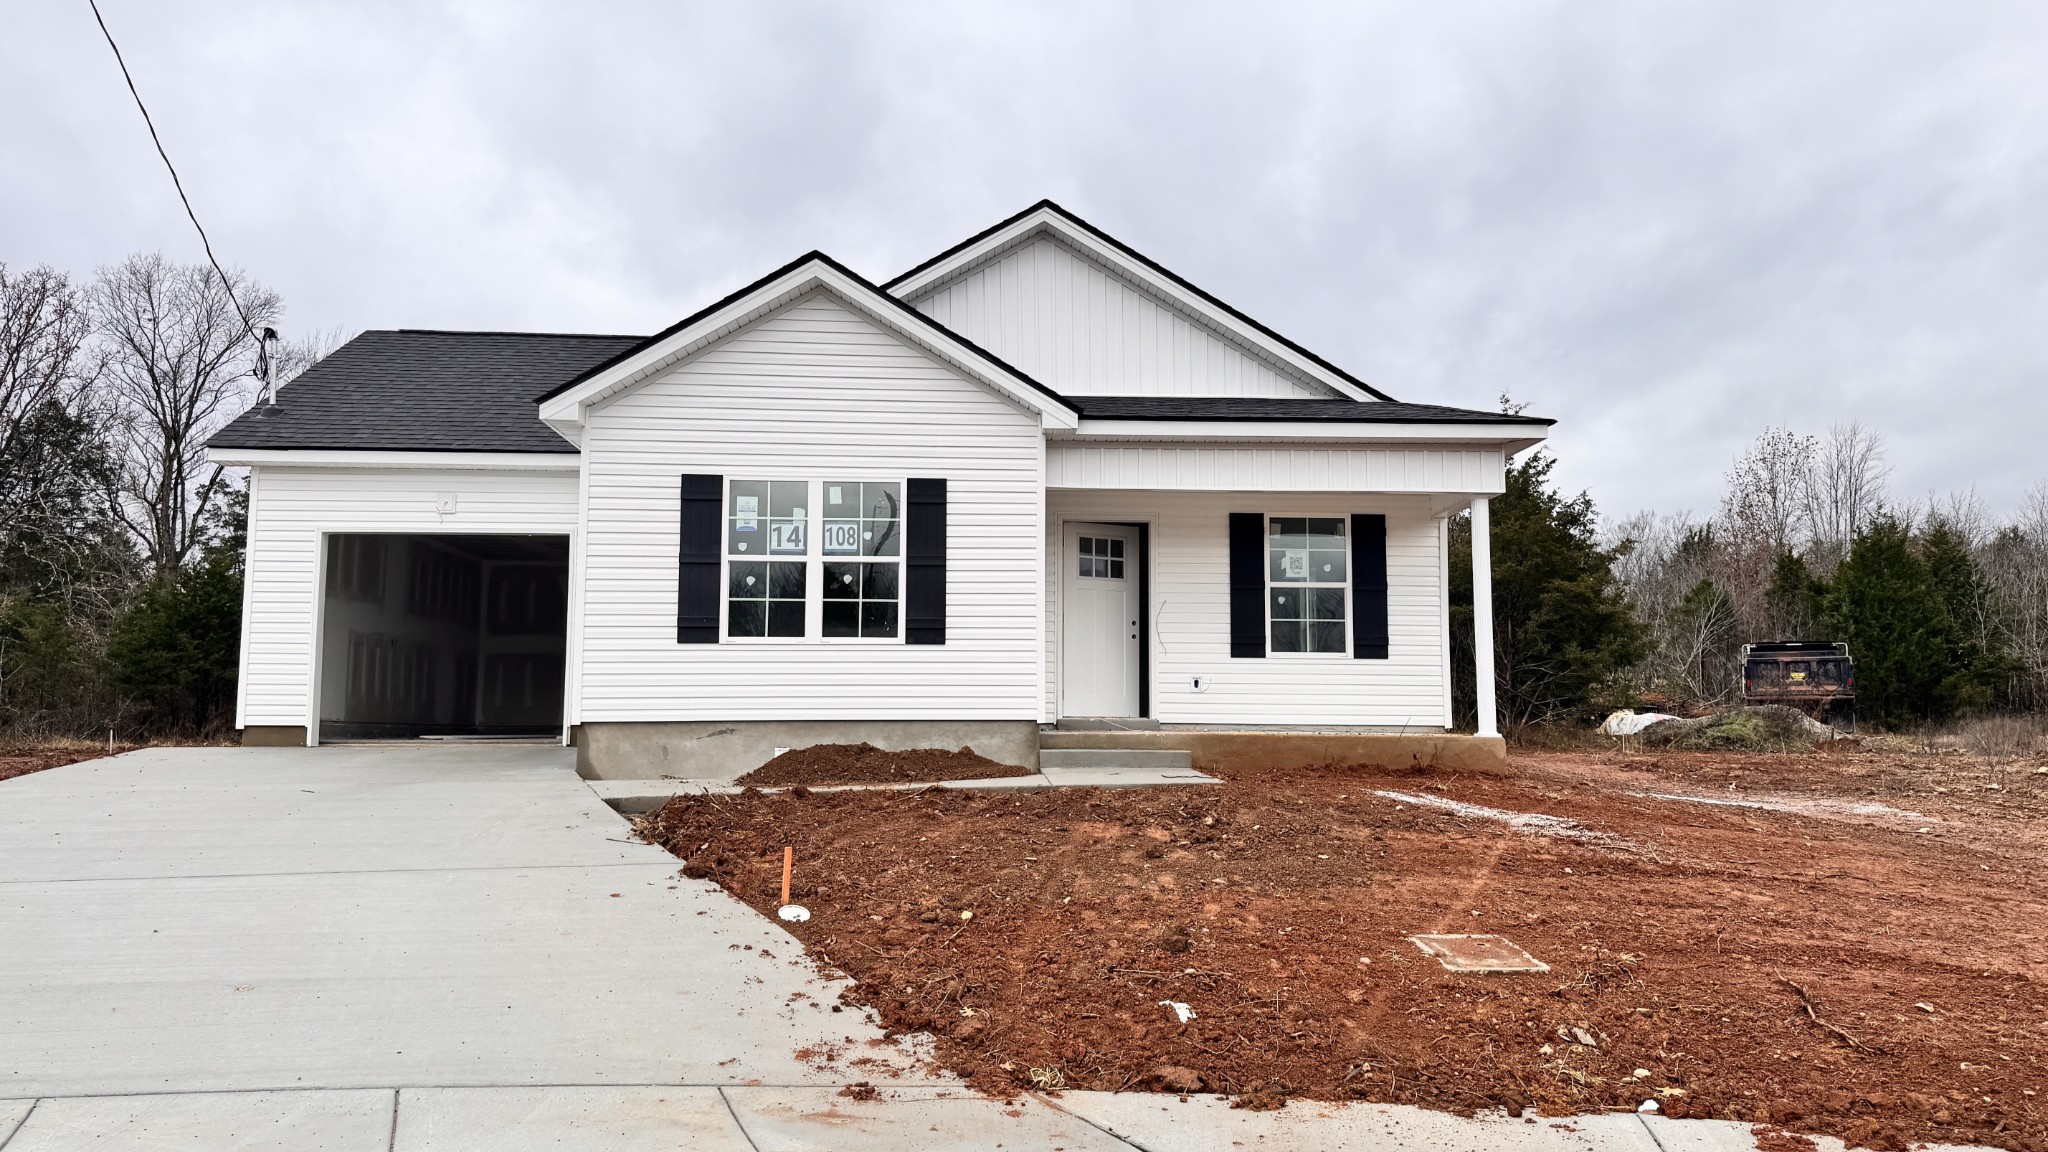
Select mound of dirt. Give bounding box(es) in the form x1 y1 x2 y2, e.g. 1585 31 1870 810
640 752 2048 1151
1641 706 1844 751
734 742 1031 788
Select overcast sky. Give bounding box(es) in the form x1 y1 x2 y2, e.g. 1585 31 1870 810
6 2 2044 523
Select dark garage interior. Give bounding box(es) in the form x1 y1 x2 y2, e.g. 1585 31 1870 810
318 534 569 741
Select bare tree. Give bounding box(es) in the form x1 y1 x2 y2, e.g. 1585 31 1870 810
1981 482 2048 709
274 325 352 386
88 254 279 573
1801 422 1890 574
1716 427 1817 635
1 263 94 463
1608 511 1737 705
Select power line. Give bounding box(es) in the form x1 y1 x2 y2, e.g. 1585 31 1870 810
87 0 263 346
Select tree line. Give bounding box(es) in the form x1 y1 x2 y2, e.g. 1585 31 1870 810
0 256 329 742
1453 421 2048 732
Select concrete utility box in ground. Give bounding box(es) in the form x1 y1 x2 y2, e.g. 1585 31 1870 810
1741 641 1855 729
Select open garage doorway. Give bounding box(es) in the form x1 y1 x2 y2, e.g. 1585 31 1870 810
318 534 569 741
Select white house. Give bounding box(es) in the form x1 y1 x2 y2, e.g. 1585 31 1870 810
208 202 1548 777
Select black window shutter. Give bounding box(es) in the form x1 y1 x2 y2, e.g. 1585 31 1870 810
905 478 946 645
676 473 722 643
1351 513 1389 659
1228 512 1265 658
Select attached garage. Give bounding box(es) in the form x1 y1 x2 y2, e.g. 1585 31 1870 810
319 533 569 741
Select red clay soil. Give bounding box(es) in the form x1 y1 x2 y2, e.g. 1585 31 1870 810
0 745 116 783
734 742 1030 788
640 747 2048 1151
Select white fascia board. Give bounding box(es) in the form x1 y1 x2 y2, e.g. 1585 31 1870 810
536 260 1077 432
888 208 1380 404
1063 420 1547 451
205 448 582 471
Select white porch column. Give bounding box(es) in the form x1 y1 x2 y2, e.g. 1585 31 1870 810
1470 496 1499 739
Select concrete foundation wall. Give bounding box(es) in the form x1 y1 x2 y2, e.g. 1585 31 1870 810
1037 730 1507 775
240 726 309 747
577 720 1041 780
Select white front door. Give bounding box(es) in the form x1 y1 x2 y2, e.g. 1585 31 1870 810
1061 523 1141 718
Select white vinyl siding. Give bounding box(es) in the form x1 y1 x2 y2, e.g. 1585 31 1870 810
1047 444 1504 494
1046 490 1448 729
912 236 1337 400
237 465 581 733
576 290 1042 722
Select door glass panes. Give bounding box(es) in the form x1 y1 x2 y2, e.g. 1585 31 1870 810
1078 535 1125 579
1269 517 1346 653
728 561 806 637
824 481 899 557
729 480 808 557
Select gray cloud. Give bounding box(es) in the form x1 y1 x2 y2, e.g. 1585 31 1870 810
6 0 2044 519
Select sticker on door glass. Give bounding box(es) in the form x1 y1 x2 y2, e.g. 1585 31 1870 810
1279 549 1309 580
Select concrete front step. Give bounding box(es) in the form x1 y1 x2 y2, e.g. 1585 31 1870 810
1038 729 1508 774
1038 748 1192 771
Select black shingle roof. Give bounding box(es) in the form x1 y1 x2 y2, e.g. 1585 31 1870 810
207 329 642 454
1066 396 1553 425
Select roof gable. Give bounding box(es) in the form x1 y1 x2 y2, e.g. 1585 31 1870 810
884 201 1391 403
535 252 1077 439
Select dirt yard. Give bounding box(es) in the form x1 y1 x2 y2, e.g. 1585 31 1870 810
734 742 1030 788
0 742 122 783
640 744 2048 1151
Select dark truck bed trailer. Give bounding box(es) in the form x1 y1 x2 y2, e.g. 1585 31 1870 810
1741 641 1855 730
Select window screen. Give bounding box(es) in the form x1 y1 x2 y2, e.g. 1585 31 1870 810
1268 517 1347 653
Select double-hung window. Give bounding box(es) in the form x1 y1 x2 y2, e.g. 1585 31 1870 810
1267 516 1347 654
723 479 901 640
821 481 900 638
727 480 808 637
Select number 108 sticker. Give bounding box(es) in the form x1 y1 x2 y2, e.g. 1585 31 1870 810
823 520 860 554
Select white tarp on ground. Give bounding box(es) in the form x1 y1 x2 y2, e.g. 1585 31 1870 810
1598 709 1679 736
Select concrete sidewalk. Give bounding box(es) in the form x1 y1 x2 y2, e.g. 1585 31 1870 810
0 746 1986 1150
1 1086 1961 1150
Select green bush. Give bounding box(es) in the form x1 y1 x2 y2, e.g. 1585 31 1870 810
106 548 241 736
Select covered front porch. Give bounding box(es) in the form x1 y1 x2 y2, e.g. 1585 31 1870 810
1041 447 1508 752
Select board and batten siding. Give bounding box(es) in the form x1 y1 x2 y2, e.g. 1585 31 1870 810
576 290 1044 723
1046 443 1503 494
909 236 1334 400
237 465 581 733
1047 490 1448 728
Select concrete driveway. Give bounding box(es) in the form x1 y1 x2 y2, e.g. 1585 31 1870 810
0 746 1924 1150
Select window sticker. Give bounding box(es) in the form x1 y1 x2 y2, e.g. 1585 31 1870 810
823 520 860 554
735 495 758 531
770 518 806 553
1279 549 1308 580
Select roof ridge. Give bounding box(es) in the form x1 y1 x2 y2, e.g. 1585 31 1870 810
388 328 648 340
